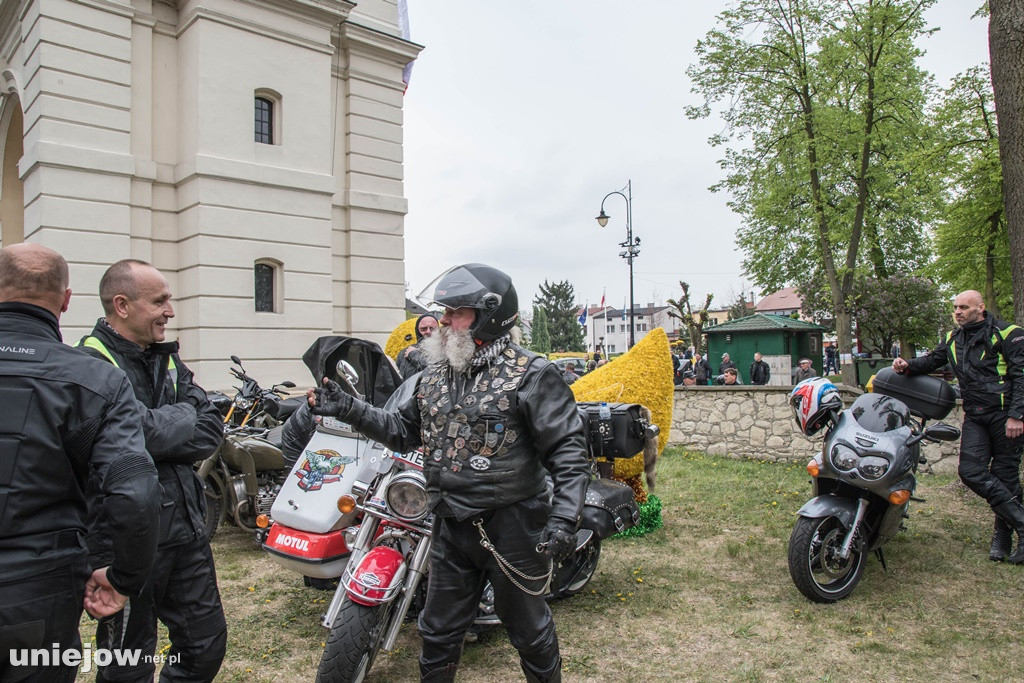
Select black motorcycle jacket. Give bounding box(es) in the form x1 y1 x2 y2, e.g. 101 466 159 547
905 312 1024 420
0 303 159 595
326 341 589 525
79 320 223 559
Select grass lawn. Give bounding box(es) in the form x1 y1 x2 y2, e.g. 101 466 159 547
83 447 1024 682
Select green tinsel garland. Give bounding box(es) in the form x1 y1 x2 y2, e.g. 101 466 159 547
613 493 662 538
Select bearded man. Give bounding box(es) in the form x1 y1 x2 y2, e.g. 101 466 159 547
309 263 589 683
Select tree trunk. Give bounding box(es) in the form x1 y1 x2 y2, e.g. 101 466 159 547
990 0 1024 325
986 210 1002 318
836 311 857 386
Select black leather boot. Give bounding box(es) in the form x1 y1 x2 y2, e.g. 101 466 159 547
993 500 1024 564
521 656 561 683
420 662 457 682
990 515 1013 561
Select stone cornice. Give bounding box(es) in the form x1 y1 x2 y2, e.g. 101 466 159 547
335 20 422 65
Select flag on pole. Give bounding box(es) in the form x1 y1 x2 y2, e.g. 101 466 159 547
621 298 627 321
600 289 606 310
578 303 588 326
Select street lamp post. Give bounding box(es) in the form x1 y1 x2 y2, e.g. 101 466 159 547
595 179 640 349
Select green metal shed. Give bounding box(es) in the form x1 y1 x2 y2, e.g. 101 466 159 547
704 314 828 385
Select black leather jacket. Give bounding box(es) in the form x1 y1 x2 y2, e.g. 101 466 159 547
331 342 589 525
906 312 1024 420
0 303 159 595
79 320 223 558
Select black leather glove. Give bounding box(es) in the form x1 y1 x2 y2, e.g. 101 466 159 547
311 378 354 418
540 518 577 563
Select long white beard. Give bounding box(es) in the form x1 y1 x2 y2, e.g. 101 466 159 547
420 325 476 373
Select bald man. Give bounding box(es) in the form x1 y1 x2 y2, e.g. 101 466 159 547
0 244 159 682
894 290 1024 564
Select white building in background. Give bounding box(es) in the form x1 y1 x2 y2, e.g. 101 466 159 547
581 304 681 355
0 0 420 387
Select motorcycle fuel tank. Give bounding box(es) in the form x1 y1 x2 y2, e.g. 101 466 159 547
270 423 386 534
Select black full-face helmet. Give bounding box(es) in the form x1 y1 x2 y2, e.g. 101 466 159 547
419 263 519 343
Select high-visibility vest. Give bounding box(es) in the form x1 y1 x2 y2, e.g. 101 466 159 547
80 336 178 398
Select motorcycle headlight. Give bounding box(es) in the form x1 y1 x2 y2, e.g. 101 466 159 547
830 444 860 472
234 395 253 410
385 472 430 521
857 456 890 480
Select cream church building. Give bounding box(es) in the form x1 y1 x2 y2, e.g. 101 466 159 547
0 0 420 387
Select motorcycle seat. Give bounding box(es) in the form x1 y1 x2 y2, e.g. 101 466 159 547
265 395 304 422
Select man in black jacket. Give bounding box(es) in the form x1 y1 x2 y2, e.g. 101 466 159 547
718 353 736 375
311 263 588 683
893 290 1024 563
0 244 159 683
750 352 771 385
79 259 226 682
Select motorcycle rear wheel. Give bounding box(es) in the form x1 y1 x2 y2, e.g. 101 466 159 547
316 598 392 683
548 538 602 600
201 476 225 541
788 515 867 603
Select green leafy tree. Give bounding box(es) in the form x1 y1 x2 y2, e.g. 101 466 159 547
726 291 754 321
667 282 713 355
530 305 551 354
989 0 1024 324
687 0 938 385
533 280 585 352
852 276 947 355
929 66 1011 317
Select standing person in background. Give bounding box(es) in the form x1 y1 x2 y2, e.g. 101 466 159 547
692 352 711 385
893 290 1024 564
794 358 815 383
398 313 440 379
750 352 771 385
79 259 226 683
824 344 839 375
718 353 736 375
0 244 159 683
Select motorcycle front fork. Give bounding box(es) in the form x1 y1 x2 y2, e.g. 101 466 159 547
837 498 869 561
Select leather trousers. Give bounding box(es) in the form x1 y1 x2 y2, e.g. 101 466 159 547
418 495 560 677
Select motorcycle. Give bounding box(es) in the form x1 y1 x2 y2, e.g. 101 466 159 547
787 368 960 602
258 336 656 683
198 356 304 539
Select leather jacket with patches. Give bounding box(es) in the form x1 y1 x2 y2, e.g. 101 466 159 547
79 320 224 557
905 312 1024 420
0 303 159 595
333 342 589 524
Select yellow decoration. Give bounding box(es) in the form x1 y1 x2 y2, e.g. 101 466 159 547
571 328 674 484
384 318 418 361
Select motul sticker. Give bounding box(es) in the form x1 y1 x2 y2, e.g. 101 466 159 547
276 534 310 551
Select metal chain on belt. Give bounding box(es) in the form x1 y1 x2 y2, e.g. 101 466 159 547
473 518 552 596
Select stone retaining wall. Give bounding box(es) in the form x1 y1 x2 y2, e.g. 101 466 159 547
668 385 963 475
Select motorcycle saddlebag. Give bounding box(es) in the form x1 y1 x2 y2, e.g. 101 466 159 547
871 367 956 420
576 402 648 459
582 478 640 539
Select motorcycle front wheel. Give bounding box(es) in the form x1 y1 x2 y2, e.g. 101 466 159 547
788 515 867 603
316 598 392 683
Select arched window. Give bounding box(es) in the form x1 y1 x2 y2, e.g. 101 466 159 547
254 89 281 145
0 95 25 246
254 259 282 313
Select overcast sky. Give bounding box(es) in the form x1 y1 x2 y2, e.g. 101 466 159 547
401 2 990 313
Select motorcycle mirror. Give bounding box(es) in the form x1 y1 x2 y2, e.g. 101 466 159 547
923 422 961 442
230 355 242 365
280 381 296 388
336 360 359 385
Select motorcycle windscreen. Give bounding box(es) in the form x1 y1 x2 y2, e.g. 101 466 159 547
849 393 910 433
270 429 387 534
301 336 402 408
